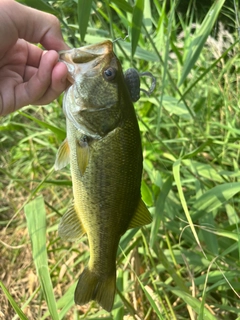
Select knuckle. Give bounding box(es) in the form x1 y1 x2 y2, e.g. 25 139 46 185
48 14 61 29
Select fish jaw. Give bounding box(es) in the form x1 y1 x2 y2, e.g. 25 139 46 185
59 40 113 63
59 41 115 88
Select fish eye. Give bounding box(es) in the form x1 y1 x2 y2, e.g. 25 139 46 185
103 67 117 81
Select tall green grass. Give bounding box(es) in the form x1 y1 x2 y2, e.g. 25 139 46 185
0 0 240 319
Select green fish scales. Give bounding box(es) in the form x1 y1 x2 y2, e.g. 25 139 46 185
55 41 153 312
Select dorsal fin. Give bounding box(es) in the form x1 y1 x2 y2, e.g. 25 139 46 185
128 199 152 229
58 201 86 241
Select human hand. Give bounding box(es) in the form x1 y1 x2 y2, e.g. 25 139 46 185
0 0 70 116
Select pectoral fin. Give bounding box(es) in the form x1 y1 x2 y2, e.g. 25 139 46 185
76 137 90 176
58 201 86 241
54 138 70 170
128 199 152 229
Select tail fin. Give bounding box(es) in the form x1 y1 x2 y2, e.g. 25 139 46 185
74 267 116 312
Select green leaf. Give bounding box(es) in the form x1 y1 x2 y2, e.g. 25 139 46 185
178 0 225 86
113 270 124 320
171 290 217 320
193 182 240 213
78 0 93 42
0 281 28 320
131 0 144 58
23 0 56 14
19 112 66 140
182 139 213 159
183 160 226 183
119 40 158 61
141 180 153 206
150 176 172 248
42 283 75 320
138 282 164 320
110 0 132 13
199 212 219 255
24 196 59 320
173 159 202 251
143 0 152 33
162 95 195 119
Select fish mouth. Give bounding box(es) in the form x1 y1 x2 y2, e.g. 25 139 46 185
59 41 113 66
59 40 114 82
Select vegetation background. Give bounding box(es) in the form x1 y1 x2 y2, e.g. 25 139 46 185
0 0 240 319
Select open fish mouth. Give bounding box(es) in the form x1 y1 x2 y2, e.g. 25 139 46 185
59 41 113 80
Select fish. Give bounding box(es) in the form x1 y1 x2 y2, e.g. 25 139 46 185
55 40 153 312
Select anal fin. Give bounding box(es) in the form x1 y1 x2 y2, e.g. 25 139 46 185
128 199 152 229
58 201 86 241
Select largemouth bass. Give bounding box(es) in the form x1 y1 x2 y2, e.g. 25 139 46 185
55 41 153 312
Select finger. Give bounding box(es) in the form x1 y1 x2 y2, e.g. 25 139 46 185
33 61 69 105
25 42 43 68
16 2 70 51
23 60 69 94
14 50 67 109
2 0 69 51
0 51 56 115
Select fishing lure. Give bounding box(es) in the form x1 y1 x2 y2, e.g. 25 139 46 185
124 68 156 102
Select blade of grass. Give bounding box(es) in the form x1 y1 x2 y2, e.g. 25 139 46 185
173 159 204 255
111 0 132 13
113 270 124 320
199 212 219 255
150 175 172 248
181 40 238 99
158 0 176 130
178 0 226 86
0 281 28 320
143 0 152 33
131 0 144 58
5 168 55 229
42 283 75 320
19 112 66 140
24 196 59 320
78 0 93 42
23 0 56 14
171 290 217 320
141 180 153 206
138 282 164 320
152 243 189 293
193 182 240 213
198 257 218 320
